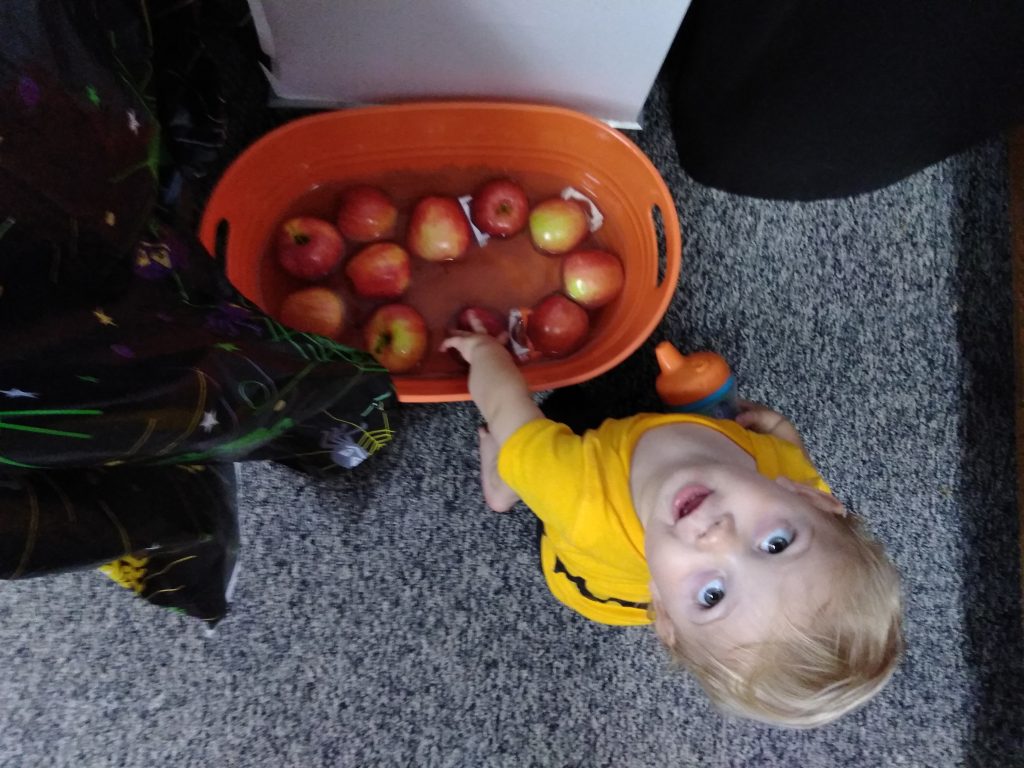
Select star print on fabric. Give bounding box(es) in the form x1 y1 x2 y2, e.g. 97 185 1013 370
127 109 140 134
200 411 219 432
93 308 116 326
86 85 100 106
0 388 39 399
214 342 240 352
104 211 116 226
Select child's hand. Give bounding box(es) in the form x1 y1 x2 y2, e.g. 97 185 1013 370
440 326 542 446
440 330 510 366
735 399 807 453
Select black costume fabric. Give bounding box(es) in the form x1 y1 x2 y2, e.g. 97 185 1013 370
0 0 396 624
668 0 1024 200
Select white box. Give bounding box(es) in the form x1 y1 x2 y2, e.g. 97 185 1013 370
248 0 690 129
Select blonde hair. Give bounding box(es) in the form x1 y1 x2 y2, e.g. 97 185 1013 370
661 514 903 728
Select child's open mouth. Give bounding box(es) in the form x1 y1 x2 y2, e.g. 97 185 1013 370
673 485 712 521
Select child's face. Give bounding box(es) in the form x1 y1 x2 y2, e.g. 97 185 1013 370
641 464 851 653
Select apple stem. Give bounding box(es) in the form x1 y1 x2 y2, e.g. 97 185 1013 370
293 233 310 245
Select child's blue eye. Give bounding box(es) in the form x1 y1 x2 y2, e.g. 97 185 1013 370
759 528 794 554
697 578 726 608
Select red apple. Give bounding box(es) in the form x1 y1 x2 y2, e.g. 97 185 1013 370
276 217 345 281
363 303 429 373
345 242 411 298
455 306 506 337
527 293 590 358
278 287 346 339
469 178 529 238
336 184 398 242
447 306 508 365
562 249 625 309
407 196 471 261
528 198 589 255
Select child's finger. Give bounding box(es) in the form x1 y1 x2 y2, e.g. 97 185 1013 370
466 314 488 335
734 401 767 425
440 330 477 347
734 410 759 428
439 336 465 353
736 408 786 434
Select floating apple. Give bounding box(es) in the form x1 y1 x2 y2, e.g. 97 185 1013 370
363 303 429 373
528 198 589 255
276 217 345 281
278 287 347 339
336 184 398 242
407 196 471 261
527 293 590 358
469 178 529 238
562 249 625 309
444 306 508 366
345 242 411 299
455 306 506 337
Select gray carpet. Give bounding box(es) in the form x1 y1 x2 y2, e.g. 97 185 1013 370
2 80 1022 767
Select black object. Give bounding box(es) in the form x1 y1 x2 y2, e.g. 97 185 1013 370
0 0 397 624
668 0 1024 200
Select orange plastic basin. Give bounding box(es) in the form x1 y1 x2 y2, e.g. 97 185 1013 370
198 101 682 402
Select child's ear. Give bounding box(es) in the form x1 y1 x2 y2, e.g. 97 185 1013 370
649 582 676 646
775 476 848 517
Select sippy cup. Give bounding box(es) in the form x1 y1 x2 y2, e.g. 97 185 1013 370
654 341 739 419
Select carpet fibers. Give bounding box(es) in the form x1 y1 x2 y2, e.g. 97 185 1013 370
1 81 1021 767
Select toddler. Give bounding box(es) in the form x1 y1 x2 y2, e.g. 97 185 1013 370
441 330 903 728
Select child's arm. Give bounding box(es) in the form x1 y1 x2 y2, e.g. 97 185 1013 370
440 333 544 446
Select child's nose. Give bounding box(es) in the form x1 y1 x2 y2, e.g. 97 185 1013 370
695 514 737 551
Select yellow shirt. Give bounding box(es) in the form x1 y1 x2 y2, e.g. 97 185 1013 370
497 413 830 626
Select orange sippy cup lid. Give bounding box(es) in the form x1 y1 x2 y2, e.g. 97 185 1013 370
654 342 733 407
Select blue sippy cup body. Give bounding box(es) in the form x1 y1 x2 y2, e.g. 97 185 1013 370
665 376 739 420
